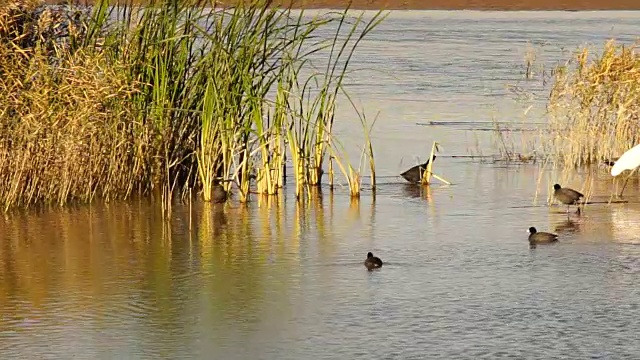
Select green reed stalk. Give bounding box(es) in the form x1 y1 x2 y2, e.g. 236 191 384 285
0 0 387 211
197 80 222 201
294 9 387 189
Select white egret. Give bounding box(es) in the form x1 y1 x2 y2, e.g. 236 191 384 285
610 143 640 196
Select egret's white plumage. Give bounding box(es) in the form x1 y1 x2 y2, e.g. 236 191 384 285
611 143 640 177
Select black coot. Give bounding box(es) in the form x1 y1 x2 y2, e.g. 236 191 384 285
527 227 559 248
553 184 584 214
364 252 383 270
400 156 436 184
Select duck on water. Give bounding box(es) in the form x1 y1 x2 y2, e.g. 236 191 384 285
527 227 558 249
364 252 383 270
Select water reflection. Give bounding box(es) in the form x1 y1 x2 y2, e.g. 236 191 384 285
553 219 581 234
400 183 432 200
610 205 640 245
0 197 336 357
2 168 640 357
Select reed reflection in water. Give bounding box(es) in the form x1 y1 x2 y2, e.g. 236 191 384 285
0 191 376 358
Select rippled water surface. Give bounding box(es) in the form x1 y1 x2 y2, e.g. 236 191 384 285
2 10 640 359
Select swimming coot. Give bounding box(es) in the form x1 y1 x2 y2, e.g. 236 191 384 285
400 156 436 184
364 252 383 270
527 227 558 248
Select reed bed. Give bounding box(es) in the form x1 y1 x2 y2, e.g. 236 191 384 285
545 40 640 169
543 40 638 204
486 40 640 170
0 0 386 211
483 40 640 206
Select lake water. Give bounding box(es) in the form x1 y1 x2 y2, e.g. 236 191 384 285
2 10 640 359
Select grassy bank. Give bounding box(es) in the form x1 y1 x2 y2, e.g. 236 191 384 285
0 0 385 212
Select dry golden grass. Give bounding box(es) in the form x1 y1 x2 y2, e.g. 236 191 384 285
485 40 640 206
41 0 640 10
0 46 156 210
545 40 640 168
0 0 385 211
0 1 169 210
487 40 640 169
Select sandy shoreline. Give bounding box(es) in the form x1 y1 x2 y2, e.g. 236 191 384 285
45 0 640 10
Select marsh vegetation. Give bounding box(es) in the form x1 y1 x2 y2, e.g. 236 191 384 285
492 40 640 165
0 0 384 212
544 40 640 169
1 0 638 215
3 12 640 357
485 39 640 206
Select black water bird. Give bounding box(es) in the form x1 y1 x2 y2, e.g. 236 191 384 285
364 252 383 270
400 156 436 184
527 227 558 248
553 183 584 214
212 183 228 204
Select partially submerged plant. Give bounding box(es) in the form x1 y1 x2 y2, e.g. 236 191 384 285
0 0 387 211
420 141 450 186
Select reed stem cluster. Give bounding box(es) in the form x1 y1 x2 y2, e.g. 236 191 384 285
0 0 386 211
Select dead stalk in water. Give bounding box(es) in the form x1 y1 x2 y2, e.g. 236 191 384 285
421 141 451 186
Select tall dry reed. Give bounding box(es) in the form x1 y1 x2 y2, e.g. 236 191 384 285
0 0 386 211
545 40 640 168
